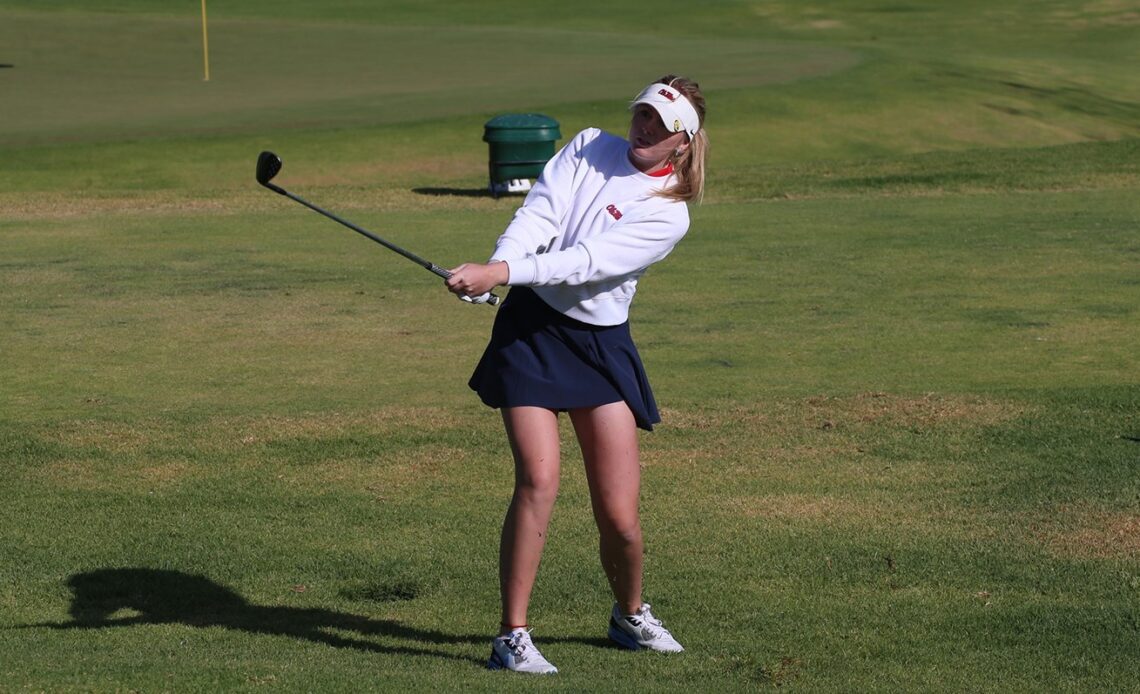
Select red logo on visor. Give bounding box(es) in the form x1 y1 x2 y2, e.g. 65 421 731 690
657 88 677 102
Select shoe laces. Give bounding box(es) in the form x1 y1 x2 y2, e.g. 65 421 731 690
631 603 668 634
505 629 532 658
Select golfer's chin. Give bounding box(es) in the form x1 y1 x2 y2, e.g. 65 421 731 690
627 147 667 174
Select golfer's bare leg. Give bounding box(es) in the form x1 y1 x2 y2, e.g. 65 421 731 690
570 401 643 615
499 406 562 633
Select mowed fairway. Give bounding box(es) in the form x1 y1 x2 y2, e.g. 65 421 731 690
2 1 1138 691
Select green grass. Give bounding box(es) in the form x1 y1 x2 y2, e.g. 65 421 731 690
2 0 1138 691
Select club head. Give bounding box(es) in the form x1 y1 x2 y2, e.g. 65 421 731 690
256 151 283 187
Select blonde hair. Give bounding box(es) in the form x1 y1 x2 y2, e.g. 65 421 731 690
655 74 707 203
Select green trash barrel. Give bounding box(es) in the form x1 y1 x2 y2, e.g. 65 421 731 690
483 113 561 197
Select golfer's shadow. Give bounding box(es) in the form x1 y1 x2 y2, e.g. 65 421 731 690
38 568 488 664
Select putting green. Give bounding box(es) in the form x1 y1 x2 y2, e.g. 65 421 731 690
0 10 859 144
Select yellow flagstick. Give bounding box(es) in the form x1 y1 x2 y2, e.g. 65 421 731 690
201 0 210 81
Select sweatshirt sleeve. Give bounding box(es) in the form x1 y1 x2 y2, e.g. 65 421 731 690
505 205 689 286
487 129 598 263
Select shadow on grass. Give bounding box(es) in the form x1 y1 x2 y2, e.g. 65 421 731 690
29 568 494 664
412 187 491 198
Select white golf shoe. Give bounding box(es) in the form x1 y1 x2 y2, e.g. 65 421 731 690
607 602 684 652
487 628 558 674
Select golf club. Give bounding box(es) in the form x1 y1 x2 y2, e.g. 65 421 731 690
255 151 499 306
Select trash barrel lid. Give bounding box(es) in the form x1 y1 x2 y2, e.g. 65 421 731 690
483 113 561 143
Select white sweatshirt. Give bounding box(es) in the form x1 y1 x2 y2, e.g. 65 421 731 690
489 128 690 326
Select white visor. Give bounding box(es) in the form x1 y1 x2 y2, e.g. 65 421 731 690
630 82 700 140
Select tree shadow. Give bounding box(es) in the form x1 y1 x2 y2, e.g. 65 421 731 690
30 568 488 665
412 187 493 198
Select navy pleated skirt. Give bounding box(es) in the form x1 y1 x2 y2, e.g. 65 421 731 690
468 287 660 431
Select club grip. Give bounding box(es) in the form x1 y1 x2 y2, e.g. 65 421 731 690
432 264 500 306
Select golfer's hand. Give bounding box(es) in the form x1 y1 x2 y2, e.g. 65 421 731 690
446 262 508 301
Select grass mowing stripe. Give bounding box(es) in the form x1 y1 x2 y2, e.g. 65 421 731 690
0 9 857 145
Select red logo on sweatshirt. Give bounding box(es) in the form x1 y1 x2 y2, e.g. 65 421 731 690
606 204 623 220
658 88 677 102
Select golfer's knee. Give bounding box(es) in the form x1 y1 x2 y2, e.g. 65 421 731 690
515 469 559 506
598 517 642 548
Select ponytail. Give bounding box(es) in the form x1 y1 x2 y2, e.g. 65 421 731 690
654 75 707 203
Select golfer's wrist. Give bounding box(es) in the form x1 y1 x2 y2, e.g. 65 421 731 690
490 260 510 286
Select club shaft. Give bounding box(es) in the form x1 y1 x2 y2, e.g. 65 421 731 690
271 183 450 278
262 177 499 305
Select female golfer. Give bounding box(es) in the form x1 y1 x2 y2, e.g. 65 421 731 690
446 75 707 675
